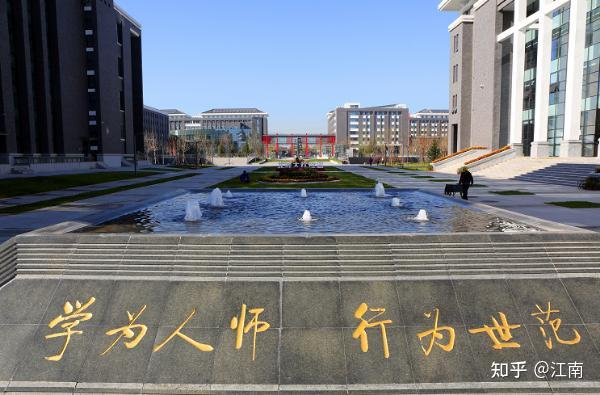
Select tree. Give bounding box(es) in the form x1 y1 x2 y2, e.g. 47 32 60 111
175 136 189 165
247 130 263 158
219 133 234 161
427 140 442 162
143 130 158 164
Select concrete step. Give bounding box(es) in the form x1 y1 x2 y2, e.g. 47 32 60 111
4 234 600 281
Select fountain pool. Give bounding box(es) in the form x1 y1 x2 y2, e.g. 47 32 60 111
85 190 540 234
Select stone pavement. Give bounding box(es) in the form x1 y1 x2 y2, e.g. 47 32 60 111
2 232 600 393
0 166 248 242
0 169 188 209
344 165 600 232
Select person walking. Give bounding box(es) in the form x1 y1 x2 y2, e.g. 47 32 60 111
458 167 474 200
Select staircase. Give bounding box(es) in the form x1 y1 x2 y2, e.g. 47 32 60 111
3 233 600 285
513 163 598 187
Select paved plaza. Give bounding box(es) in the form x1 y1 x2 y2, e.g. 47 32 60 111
1 165 600 393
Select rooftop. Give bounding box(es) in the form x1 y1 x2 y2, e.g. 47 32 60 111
160 109 189 115
202 108 267 115
438 0 473 11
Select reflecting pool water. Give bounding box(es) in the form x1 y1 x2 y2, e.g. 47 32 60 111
85 190 539 234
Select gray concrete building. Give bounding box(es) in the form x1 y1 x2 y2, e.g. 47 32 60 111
0 0 143 171
441 0 600 158
327 103 410 156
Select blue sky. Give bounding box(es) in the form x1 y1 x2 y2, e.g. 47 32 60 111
117 0 456 133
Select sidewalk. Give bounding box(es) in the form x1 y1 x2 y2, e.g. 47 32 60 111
0 166 249 242
344 165 600 232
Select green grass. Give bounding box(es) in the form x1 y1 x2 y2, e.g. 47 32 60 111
397 162 432 171
428 179 458 183
214 169 381 189
491 190 536 196
471 184 487 188
0 173 196 214
547 201 600 209
0 171 161 199
411 175 434 179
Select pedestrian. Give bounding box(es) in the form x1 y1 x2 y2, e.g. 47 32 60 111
458 166 474 200
368 157 373 166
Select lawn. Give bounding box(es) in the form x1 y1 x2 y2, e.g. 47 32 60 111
547 201 600 209
214 169 380 189
397 162 433 171
411 175 434 179
0 171 161 199
491 190 536 196
0 173 196 214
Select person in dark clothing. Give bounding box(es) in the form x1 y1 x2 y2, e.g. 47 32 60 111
240 170 250 183
458 167 474 200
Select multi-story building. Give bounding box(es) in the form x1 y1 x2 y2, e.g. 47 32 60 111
409 109 449 160
440 0 600 158
0 0 143 171
162 109 191 133
327 103 410 156
143 106 169 152
196 108 268 145
410 109 449 138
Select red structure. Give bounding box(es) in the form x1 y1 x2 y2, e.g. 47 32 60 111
262 134 336 158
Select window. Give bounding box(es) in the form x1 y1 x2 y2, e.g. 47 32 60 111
116 21 123 45
452 94 458 111
453 34 459 53
452 64 459 83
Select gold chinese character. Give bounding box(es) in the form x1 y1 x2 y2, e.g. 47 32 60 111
101 305 148 356
230 303 270 361
531 302 581 349
153 309 213 353
352 302 393 359
468 312 521 349
45 297 96 361
417 308 455 356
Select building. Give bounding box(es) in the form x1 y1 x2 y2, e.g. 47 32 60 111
327 103 410 157
440 0 600 158
409 109 449 159
196 108 268 145
161 109 191 133
0 0 143 171
143 106 169 155
410 109 449 138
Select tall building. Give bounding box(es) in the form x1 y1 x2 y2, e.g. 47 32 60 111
0 0 143 170
440 0 600 158
327 103 410 156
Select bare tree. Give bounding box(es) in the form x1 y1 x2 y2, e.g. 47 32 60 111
143 130 159 164
219 133 234 163
247 130 263 158
175 136 189 165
